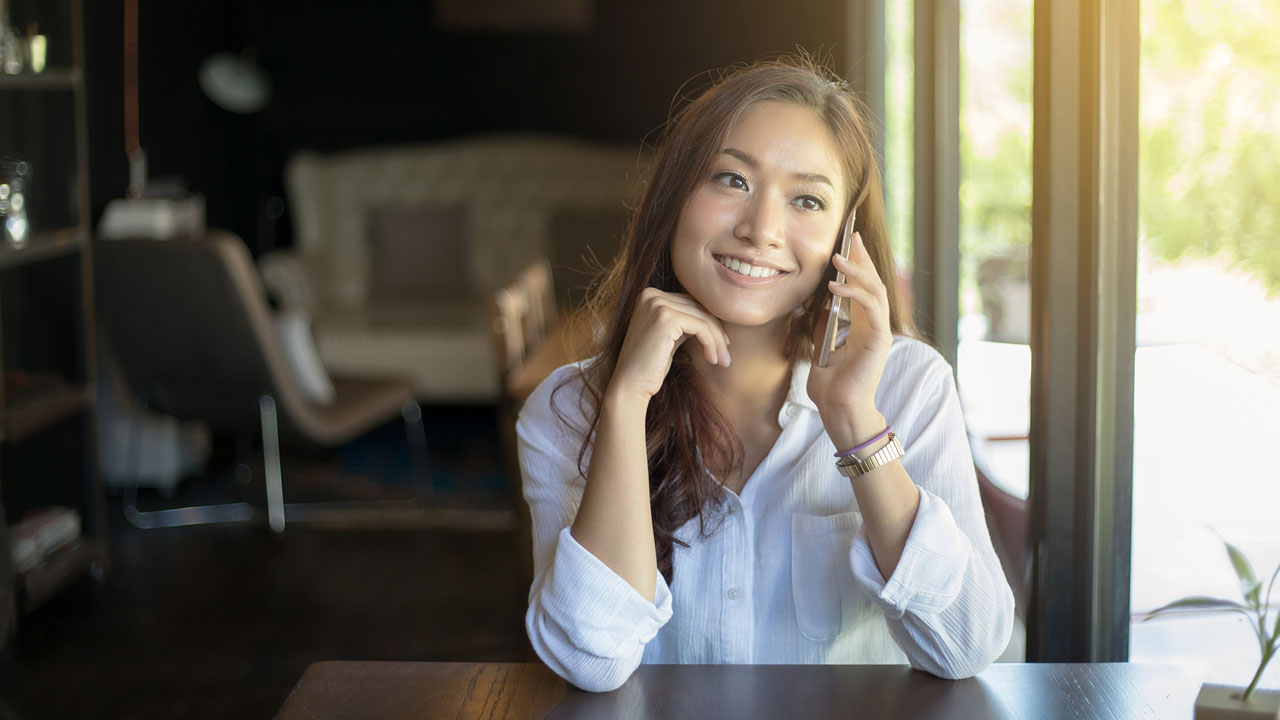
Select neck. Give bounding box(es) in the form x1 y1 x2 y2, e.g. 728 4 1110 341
689 320 793 426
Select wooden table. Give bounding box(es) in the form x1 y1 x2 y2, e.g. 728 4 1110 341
275 661 1198 719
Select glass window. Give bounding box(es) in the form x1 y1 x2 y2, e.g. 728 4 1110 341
955 0 1033 662
884 0 914 272
1130 0 1280 690
955 0 1032 488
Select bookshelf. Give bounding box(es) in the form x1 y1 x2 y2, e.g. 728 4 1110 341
0 0 108 637
3 380 91 444
0 67 81 91
20 539 101 609
0 228 87 271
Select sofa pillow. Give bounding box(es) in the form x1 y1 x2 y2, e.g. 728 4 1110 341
547 205 628 310
367 204 473 304
274 310 335 405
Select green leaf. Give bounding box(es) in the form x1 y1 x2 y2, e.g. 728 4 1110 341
1243 580 1264 608
1264 564 1280 625
1143 596 1251 621
1223 539 1262 606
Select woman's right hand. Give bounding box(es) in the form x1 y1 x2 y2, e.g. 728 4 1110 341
607 288 732 402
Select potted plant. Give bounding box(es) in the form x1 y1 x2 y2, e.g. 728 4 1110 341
1144 536 1280 719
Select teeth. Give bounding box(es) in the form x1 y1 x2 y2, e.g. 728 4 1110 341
717 255 781 278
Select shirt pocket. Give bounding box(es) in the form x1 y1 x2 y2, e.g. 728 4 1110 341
791 511 863 642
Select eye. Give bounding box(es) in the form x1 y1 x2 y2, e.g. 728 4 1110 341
795 195 826 211
713 171 749 191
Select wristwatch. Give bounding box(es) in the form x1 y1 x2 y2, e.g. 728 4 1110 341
835 433 904 478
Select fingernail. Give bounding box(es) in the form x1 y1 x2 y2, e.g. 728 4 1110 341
828 280 840 288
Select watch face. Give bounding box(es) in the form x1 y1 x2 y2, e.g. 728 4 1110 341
837 456 864 476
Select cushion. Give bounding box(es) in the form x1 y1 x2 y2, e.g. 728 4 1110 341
366 204 473 304
275 310 336 405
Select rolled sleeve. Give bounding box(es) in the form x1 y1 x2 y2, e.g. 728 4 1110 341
539 526 673 657
849 488 972 618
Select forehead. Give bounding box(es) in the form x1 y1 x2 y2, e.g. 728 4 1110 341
721 100 847 193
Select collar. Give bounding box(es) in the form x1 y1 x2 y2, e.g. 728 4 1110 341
777 358 819 426
787 359 819 411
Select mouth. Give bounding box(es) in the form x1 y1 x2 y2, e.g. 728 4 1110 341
714 254 787 279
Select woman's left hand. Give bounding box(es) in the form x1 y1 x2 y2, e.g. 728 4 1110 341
806 231 894 451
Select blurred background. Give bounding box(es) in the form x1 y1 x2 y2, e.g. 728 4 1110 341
0 0 1278 717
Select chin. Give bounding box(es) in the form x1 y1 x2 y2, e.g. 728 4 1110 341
708 303 793 331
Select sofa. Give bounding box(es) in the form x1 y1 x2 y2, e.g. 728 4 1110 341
265 134 645 402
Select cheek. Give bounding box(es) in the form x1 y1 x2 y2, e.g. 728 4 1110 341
685 185 745 230
793 228 839 275
669 220 706 290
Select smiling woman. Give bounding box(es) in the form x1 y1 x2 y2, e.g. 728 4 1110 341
515 55 1014 692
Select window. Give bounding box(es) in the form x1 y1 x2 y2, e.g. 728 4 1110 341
884 0 914 270
1129 0 1280 689
955 0 1032 499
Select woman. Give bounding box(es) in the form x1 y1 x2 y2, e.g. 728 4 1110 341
518 56 1014 692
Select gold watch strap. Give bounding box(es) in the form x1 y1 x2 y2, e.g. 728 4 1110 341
836 433 904 478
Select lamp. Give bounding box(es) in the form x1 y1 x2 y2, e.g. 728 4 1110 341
99 0 204 240
197 45 278 253
198 50 271 115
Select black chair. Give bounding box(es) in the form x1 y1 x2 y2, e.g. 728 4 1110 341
95 231 438 532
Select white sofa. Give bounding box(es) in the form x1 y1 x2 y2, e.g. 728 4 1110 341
266 134 644 402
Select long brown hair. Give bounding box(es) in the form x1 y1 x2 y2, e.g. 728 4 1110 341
558 55 913 582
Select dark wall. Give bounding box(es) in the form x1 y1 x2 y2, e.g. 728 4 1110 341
86 0 848 255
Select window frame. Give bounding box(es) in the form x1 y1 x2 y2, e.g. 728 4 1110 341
880 0 1139 661
1027 0 1137 662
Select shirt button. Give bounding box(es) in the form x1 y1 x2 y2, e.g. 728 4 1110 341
786 405 798 417
727 588 741 601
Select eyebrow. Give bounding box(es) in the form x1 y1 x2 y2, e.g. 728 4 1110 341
721 147 835 189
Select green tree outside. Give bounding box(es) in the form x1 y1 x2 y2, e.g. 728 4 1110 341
1140 0 1280 294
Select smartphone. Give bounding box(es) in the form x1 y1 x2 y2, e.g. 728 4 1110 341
815 207 857 368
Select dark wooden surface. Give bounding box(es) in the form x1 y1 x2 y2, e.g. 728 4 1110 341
275 661 1198 720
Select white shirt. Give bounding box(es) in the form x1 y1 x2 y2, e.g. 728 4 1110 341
517 335 1014 692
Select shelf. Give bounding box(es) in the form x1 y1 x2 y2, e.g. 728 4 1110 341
18 538 107 611
0 68 82 91
0 228 86 271
1 0 108 618
1 382 91 444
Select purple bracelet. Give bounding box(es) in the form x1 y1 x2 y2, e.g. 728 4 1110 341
834 425 894 458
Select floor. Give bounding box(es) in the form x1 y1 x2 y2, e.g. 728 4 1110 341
0 406 534 719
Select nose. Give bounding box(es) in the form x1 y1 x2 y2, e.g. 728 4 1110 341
733 195 785 248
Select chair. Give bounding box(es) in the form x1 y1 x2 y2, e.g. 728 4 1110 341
492 257 558 388
490 258 561 583
968 435 1029 619
96 231 434 533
